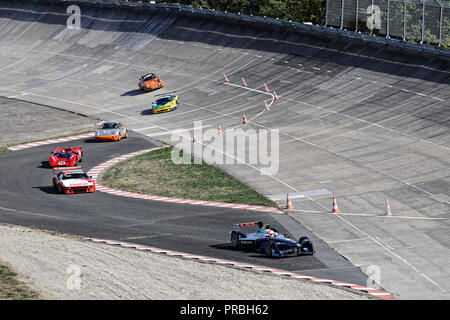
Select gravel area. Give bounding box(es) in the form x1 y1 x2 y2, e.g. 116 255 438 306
0 224 370 300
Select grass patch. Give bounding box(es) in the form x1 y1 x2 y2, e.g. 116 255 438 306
0 145 11 154
102 146 278 207
0 263 38 300
0 126 96 155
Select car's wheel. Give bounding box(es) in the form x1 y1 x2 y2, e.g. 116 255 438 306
264 241 273 257
299 236 314 254
57 183 62 194
265 241 283 258
124 130 128 139
231 232 241 249
298 236 309 244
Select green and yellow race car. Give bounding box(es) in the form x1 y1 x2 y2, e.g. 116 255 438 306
151 93 179 114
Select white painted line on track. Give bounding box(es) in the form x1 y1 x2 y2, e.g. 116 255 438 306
0 57 27 72
288 209 448 220
145 125 211 137
269 189 331 200
327 238 371 244
133 126 160 131
7 92 29 99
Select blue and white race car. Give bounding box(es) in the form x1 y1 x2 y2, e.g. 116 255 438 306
230 221 314 258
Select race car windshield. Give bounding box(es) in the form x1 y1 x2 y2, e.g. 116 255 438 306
143 75 155 81
54 153 71 158
156 97 172 105
62 173 90 180
101 123 119 129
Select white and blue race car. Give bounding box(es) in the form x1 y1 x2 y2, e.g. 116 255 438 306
230 221 314 258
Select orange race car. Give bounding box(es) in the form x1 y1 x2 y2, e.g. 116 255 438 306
138 73 164 92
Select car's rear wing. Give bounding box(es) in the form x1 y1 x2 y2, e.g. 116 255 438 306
53 166 84 174
233 221 262 231
53 146 82 153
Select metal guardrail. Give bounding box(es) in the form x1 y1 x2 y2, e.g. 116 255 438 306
30 0 450 57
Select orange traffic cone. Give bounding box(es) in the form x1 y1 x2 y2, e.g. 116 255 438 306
264 100 270 111
241 77 248 87
242 113 249 124
285 193 294 210
384 199 392 216
264 82 270 92
331 195 340 213
217 124 223 135
273 91 279 101
224 73 230 83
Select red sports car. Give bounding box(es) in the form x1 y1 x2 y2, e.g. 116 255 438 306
49 147 83 167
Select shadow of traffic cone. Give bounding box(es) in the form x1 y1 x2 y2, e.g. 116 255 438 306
241 77 248 87
285 193 294 210
242 113 249 124
384 199 392 216
264 82 270 92
217 124 223 135
264 100 270 111
331 195 340 213
273 91 279 101
224 73 230 83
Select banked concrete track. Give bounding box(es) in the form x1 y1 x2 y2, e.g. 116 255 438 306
0 0 449 299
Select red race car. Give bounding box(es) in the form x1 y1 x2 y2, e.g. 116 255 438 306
49 147 83 167
52 166 95 194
